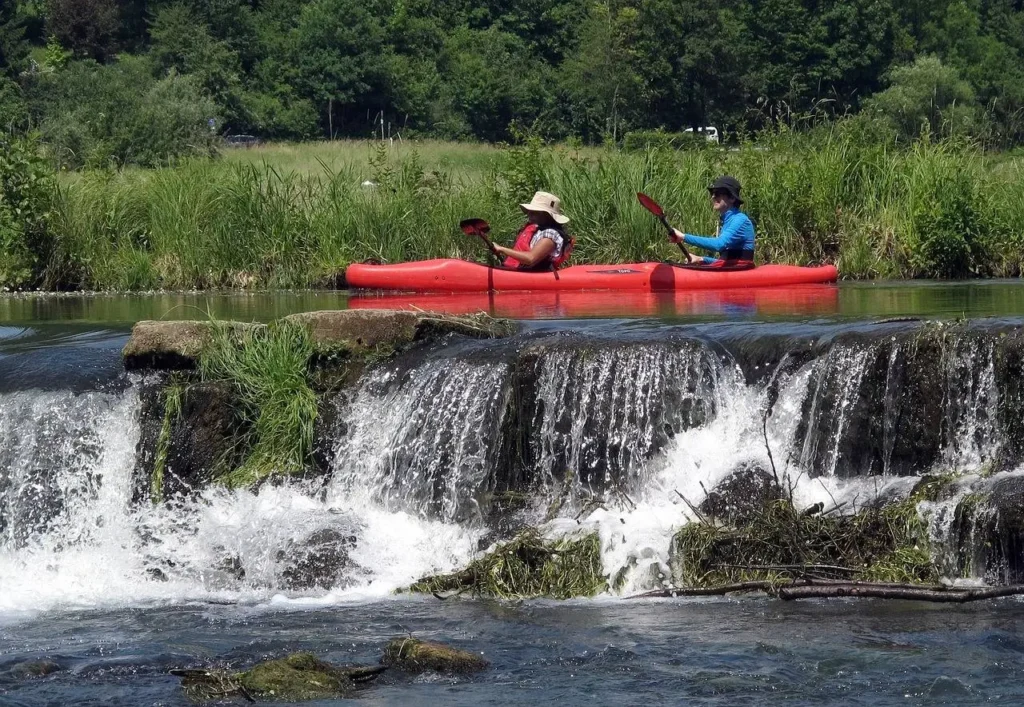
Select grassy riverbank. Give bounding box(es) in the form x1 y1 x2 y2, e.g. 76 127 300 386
28 129 1024 290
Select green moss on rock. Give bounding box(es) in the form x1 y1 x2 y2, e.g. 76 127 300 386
173 653 386 703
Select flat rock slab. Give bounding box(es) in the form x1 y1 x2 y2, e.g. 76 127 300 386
283 309 516 354
123 320 263 370
123 310 516 370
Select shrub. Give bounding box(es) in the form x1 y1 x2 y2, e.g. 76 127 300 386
0 133 54 289
28 55 219 169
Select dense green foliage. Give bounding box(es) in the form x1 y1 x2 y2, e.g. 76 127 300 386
26 132 1023 290
0 132 53 289
3 0 1024 148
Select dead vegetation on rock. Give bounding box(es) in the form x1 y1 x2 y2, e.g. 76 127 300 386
409 529 606 599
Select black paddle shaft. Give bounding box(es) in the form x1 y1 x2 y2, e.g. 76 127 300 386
636 193 691 261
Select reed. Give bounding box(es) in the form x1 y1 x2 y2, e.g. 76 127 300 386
198 319 317 488
37 128 1024 291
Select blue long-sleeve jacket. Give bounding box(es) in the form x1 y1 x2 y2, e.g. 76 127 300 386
683 208 756 264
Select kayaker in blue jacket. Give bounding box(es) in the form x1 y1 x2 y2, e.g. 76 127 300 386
671 176 755 267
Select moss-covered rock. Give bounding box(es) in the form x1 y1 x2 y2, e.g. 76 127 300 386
380 638 488 674
699 462 785 526
172 653 386 703
3 659 61 679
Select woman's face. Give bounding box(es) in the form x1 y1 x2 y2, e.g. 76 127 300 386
711 190 734 214
526 211 551 226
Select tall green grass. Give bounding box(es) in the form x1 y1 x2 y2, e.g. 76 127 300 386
199 319 317 488
41 130 1024 290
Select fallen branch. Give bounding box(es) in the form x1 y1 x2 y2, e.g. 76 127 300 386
779 584 1024 602
626 581 790 599
712 563 859 576
674 489 709 525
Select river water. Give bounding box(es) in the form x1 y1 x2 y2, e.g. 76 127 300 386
3 282 1024 706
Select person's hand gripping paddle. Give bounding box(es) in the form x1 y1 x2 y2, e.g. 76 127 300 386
637 193 691 261
459 218 500 262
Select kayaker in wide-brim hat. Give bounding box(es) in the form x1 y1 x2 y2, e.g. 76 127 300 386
671 175 756 267
493 191 575 271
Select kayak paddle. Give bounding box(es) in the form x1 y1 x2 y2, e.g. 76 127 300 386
636 193 691 260
459 218 500 258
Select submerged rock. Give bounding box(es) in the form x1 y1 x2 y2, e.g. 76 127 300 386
173 653 386 703
699 462 784 526
380 638 488 674
3 659 61 679
278 528 357 590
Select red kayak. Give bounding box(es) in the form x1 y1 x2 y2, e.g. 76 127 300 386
345 259 838 293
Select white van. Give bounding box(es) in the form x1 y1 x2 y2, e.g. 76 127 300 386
684 126 720 143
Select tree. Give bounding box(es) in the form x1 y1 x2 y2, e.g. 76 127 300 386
150 3 251 131
0 0 29 78
863 55 983 140
560 0 642 142
291 0 388 136
436 27 551 141
634 0 747 130
46 0 120 61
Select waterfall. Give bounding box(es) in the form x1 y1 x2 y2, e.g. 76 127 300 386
329 358 514 523
3 321 1024 612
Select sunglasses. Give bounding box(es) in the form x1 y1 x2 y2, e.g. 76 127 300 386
710 191 730 200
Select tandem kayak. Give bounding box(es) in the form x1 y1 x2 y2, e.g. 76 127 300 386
344 259 838 293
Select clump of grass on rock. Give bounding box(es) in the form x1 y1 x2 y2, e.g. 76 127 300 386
199 318 317 488
670 497 937 588
381 638 489 674
409 529 606 599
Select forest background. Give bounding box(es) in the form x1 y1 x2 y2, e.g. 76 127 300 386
2 0 1024 290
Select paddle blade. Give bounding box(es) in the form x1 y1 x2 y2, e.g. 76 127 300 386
636 192 665 218
459 218 491 237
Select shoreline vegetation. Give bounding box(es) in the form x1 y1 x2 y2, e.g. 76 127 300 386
2 128 1022 293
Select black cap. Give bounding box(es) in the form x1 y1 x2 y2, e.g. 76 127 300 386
708 175 743 205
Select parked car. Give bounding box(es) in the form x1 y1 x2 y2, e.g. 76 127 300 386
684 127 720 143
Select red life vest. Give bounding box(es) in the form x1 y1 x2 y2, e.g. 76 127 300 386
503 224 574 270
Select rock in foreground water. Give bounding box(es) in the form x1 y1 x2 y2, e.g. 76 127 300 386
380 638 489 674
173 653 386 703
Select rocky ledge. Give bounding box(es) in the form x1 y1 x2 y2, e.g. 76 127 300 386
123 309 516 370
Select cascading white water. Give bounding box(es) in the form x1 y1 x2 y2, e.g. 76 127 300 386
796 345 875 477
0 381 482 615
0 386 144 613
940 336 1000 469
2 326 1020 614
329 359 513 523
527 342 722 495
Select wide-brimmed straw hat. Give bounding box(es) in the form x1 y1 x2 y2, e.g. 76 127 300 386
520 191 570 224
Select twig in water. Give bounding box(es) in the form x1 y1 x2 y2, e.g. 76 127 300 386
675 489 709 525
